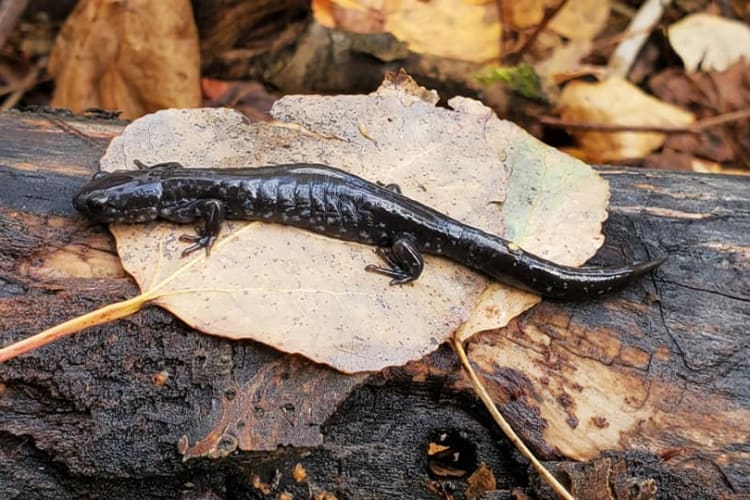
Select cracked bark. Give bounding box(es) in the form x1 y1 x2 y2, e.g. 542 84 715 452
0 110 747 499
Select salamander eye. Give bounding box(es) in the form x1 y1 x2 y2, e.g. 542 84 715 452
92 171 108 180
87 195 108 210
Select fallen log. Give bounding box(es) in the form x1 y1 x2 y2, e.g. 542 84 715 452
0 110 747 499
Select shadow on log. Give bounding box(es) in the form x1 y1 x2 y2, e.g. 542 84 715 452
0 110 747 499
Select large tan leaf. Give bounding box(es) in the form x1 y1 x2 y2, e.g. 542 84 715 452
99 73 607 372
559 77 695 162
384 0 501 62
454 108 609 341
48 0 201 119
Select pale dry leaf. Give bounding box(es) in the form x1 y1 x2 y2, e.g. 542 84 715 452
534 39 599 99
454 99 608 341
503 0 545 30
559 77 695 162
101 74 607 372
383 0 501 62
313 0 502 61
668 13 750 72
48 0 201 119
547 0 610 40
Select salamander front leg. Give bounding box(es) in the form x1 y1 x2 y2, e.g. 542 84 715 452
365 233 424 285
178 199 226 257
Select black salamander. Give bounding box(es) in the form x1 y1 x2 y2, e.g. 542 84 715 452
73 160 664 300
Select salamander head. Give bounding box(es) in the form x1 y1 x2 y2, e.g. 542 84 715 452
73 169 163 223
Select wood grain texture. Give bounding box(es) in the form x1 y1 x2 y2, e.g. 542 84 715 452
0 110 747 499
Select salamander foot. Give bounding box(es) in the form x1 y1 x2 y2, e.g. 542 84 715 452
365 233 424 285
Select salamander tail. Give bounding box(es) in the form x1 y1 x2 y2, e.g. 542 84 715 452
629 257 667 278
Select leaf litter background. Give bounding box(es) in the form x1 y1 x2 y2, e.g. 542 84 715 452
20 0 750 173
101 73 608 373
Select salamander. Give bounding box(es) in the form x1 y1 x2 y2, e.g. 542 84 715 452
73 160 664 300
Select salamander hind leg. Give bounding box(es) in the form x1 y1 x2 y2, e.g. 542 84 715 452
365 233 424 285
178 199 226 257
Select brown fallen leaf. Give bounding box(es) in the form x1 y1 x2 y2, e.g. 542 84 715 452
201 78 275 122
649 61 750 169
465 463 497 499
292 463 308 482
48 0 201 119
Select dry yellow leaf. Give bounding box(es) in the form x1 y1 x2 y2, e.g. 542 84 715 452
547 0 610 40
504 0 544 30
48 0 201 119
559 77 695 162
313 0 502 61
384 0 501 62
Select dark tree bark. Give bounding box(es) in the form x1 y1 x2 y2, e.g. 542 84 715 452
0 110 747 499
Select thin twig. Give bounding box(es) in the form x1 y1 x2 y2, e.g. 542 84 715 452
505 0 569 65
452 336 575 500
1 54 46 110
690 108 750 130
45 111 105 149
541 107 750 134
0 0 30 49
540 116 696 134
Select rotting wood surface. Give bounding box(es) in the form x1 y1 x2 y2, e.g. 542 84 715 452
0 110 747 499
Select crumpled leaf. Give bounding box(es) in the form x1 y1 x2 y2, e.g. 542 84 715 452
668 13 750 73
648 61 750 169
559 77 695 162
48 0 201 119
100 73 608 372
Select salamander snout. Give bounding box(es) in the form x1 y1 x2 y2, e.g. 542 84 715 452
73 190 113 221
73 170 165 223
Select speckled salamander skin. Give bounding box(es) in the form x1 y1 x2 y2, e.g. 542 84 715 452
73 161 664 300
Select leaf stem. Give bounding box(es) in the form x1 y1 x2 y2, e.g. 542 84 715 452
0 293 152 363
452 336 574 500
